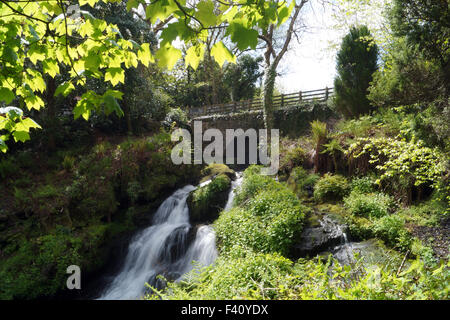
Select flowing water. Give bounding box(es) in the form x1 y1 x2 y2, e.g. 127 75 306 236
98 175 243 300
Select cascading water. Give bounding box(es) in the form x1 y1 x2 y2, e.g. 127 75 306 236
224 172 243 211
98 174 242 300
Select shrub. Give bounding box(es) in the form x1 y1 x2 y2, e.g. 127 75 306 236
344 191 395 218
149 248 294 300
347 137 447 205
279 147 306 178
215 183 305 256
287 167 319 198
373 214 411 249
350 176 377 194
0 158 18 179
233 166 280 206
62 156 76 172
314 174 350 202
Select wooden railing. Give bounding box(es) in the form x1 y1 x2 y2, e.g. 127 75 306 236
188 87 333 117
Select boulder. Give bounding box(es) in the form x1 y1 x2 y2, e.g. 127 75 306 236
291 213 347 258
188 174 232 224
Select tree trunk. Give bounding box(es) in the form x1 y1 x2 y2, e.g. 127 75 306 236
262 63 277 131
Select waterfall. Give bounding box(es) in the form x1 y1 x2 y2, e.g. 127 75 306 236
98 175 241 300
224 172 243 211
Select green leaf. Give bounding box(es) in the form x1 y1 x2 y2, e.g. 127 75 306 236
55 82 75 97
12 131 30 143
155 44 182 70
210 42 235 67
185 44 205 70
138 43 155 67
0 87 15 104
2 47 18 63
43 60 60 78
103 94 123 117
196 0 217 27
105 68 125 86
79 0 97 7
228 23 258 51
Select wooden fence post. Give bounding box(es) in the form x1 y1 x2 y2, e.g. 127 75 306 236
325 87 329 101
281 94 284 107
299 91 302 102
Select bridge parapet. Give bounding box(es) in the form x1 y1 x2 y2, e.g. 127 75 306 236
188 87 333 118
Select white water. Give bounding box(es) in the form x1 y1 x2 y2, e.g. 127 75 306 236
99 175 241 300
224 172 243 211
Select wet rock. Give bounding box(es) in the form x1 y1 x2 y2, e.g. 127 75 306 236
159 225 197 263
332 239 404 267
292 213 347 258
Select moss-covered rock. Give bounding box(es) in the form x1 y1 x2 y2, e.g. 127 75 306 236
200 164 236 183
188 174 232 224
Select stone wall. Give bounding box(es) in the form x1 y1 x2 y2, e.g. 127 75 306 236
190 102 336 138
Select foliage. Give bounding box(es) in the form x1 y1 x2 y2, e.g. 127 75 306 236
279 146 306 179
334 25 379 118
62 155 76 172
162 107 189 130
390 0 450 92
368 38 445 108
151 251 449 300
373 214 411 249
287 166 320 198
350 176 378 194
0 228 82 299
188 174 231 223
314 173 350 202
215 167 305 256
344 191 395 219
223 54 263 102
347 137 447 205
0 0 297 150
233 165 281 206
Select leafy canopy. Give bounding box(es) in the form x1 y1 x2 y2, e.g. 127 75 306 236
0 0 296 151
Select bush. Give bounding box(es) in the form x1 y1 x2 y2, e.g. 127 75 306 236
373 214 411 249
287 167 319 198
233 165 281 206
350 176 377 194
215 175 305 256
344 191 395 218
62 156 76 172
279 147 306 178
314 174 350 202
149 248 294 300
0 158 19 179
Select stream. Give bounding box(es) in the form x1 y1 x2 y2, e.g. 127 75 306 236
98 175 243 300
96 172 395 299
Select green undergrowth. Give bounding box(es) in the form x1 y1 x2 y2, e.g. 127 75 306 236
0 130 201 299
148 166 449 300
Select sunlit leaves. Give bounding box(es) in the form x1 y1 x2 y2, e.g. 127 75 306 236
55 82 75 97
185 43 205 70
0 107 41 151
227 22 259 51
0 88 15 104
196 0 217 27
0 0 298 152
74 89 123 121
211 42 236 67
156 44 182 70
105 68 125 86
138 43 155 67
